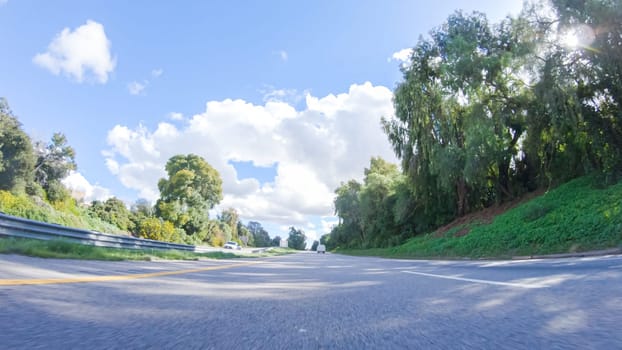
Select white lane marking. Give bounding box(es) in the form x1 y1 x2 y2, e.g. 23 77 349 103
401 270 547 289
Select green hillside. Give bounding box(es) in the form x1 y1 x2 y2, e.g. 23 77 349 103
339 176 622 259
0 191 127 235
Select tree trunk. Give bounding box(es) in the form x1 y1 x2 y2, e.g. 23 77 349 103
456 177 467 216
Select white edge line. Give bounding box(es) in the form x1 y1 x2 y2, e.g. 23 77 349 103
401 270 546 289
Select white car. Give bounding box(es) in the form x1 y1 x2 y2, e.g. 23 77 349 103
223 241 241 250
316 244 326 254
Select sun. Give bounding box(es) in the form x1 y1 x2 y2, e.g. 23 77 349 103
562 32 580 48
560 24 596 49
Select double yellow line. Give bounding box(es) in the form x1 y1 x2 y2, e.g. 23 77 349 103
0 261 259 286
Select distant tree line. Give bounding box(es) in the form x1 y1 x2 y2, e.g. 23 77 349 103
325 1 622 250
0 100 287 247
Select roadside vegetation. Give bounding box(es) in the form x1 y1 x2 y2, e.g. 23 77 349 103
0 99 298 250
2 1 622 260
320 1 622 258
336 176 622 259
0 238 294 261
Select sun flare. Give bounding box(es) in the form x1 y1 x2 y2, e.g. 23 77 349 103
560 24 596 49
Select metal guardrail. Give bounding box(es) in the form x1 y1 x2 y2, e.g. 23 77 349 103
0 212 195 251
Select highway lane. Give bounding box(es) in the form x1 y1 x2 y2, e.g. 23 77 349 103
1 252 621 349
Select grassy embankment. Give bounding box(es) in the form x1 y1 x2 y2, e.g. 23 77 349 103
0 190 126 234
338 176 622 259
0 238 294 261
0 191 295 260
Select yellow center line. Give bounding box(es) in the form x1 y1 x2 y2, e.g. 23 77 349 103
0 261 261 286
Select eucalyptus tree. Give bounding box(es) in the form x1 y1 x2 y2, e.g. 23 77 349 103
33 132 77 201
34 133 76 189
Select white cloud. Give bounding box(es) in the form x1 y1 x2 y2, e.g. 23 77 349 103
127 81 147 95
260 86 307 106
33 20 116 84
169 112 184 121
62 171 112 203
104 82 397 227
151 68 163 78
388 48 413 68
0 0 8 6
128 68 162 95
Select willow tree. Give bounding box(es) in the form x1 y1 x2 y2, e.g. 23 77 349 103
384 11 535 219
333 179 364 247
527 0 622 181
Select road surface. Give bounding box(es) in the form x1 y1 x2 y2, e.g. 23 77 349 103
1 252 621 349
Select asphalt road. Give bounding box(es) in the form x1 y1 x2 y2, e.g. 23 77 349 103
1 252 621 349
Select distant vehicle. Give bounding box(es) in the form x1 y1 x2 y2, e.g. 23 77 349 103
317 244 326 254
223 241 241 250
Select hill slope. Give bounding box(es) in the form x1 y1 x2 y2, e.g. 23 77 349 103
344 176 622 259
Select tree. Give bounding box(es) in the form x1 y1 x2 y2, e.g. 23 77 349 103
156 154 222 236
237 222 253 246
34 133 76 190
358 158 402 247
383 11 536 222
88 197 134 232
137 217 180 242
311 240 319 251
0 98 35 193
206 219 231 247
247 221 271 247
271 235 282 247
333 180 364 246
287 226 307 250
525 0 622 181
219 208 239 240
319 234 330 246
131 198 154 218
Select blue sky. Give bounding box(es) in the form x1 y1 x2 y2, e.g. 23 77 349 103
0 0 523 241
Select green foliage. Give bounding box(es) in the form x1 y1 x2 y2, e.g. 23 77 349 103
219 208 239 240
311 240 319 251
206 219 232 246
45 180 71 204
331 158 418 249
156 154 222 237
33 132 77 192
137 217 180 242
384 11 536 220
338 5 622 253
349 176 622 259
131 198 154 217
287 227 306 250
88 197 135 232
247 221 271 247
0 190 126 234
319 233 331 247
237 223 252 246
0 238 248 261
0 98 35 193
271 235 282 247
